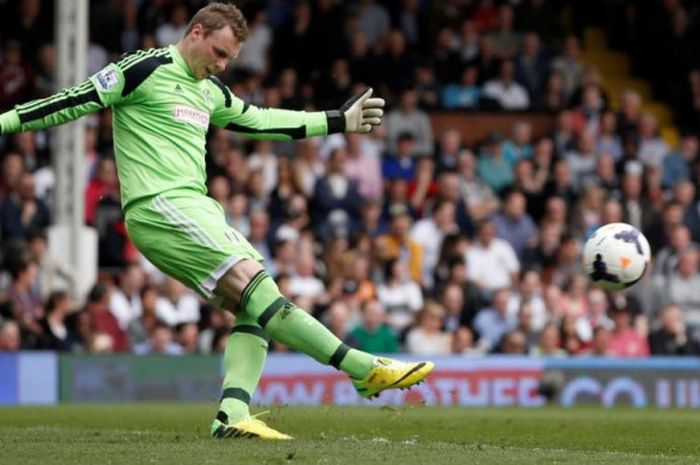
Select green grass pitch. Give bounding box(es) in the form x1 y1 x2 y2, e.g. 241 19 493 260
1 404 700 464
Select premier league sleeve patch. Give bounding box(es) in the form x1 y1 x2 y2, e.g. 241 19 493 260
95 67 120 91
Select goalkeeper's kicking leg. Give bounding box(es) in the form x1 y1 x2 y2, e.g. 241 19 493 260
210 259 434 440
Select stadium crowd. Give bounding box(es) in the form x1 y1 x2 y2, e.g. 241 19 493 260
1 0 700 358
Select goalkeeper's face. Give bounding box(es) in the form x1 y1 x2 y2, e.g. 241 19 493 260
188 24 241 79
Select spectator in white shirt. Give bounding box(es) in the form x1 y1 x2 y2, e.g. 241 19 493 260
110 263 145 330
377 258 424 334
410 199 459 287
483 59 530 110
289 253 326 300
155 277 201 327
405 301 452 355
465 220 520 295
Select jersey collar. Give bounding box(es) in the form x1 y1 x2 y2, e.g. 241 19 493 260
169 45 197 80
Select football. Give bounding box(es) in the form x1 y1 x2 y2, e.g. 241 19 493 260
583 223 651 291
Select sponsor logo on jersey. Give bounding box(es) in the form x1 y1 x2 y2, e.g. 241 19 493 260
173 83 183 94
95 67 119 91
173 104 209 129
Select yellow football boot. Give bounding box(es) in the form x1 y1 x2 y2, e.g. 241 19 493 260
211 411 292 440
352 357 434 399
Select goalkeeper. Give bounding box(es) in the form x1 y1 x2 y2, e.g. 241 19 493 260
0 3 433 439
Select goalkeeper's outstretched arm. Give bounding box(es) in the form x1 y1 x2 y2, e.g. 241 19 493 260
0 78 107 135
0 54 139 135
209 78 385 141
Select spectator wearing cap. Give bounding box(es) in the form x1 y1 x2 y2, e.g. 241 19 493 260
649 304 700 355
478 131 514 194
376 204 423 284
482 59 530 110
385 88 434 157
349 300 399 354
466 219 520 294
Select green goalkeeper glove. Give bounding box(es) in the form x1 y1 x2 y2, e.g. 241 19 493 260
326 88 385 134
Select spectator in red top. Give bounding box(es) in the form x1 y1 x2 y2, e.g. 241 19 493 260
85 157 119 225
607 307 650 357
87 282 131 353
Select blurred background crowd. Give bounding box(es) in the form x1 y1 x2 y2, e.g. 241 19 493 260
1 0 700 358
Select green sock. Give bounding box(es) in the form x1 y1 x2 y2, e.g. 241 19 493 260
217 312 269 424
240 271 374 380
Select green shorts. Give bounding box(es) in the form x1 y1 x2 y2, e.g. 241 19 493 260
125 192 263 299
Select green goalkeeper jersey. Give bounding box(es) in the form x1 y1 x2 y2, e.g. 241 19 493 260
0 45 329 209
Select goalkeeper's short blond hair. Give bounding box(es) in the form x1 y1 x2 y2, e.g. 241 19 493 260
185 2 250 41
